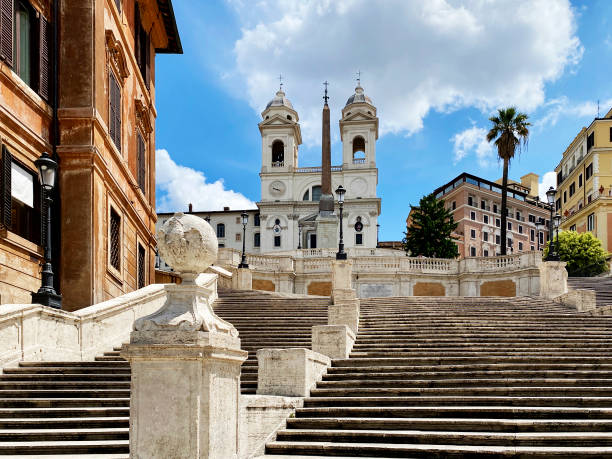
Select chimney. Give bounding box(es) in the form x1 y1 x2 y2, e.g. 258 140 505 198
223 206 230 211
520 173 539 197
188 203 193 213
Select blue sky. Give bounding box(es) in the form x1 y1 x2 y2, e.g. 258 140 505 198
154 0 612 242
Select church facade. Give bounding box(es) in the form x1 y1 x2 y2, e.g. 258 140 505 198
157 83 381 255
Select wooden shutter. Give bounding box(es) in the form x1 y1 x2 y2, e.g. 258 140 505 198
137 133 145 193
1 145 12 228
109 72 121 152
0 0 13 66
38 16 50 101
114 76 121 151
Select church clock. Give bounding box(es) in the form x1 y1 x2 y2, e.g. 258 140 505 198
269 180 286 197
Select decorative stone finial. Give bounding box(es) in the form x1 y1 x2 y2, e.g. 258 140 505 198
157 212 218 283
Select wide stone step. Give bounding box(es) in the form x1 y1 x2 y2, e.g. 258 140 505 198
324 370 612 381
0 439 129 455
0 390 130 399
0 399 130 408
285 417 612 432
18 362 130 368
316 378 612 388
329 363 612 373
0 408 129 418
274 428 612 446
333 357 612 367
0 374 131 382
0 428 128 442
0 382 130 390
264 440 612 457
348 351 612 358
4 367 131 375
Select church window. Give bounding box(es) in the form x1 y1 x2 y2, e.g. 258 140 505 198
355 233 363 245
302 190 310 201
274 235 281 247
272 140 284 166
352 136 365 163
287 115 292 120
216 223 225 238
254 213 260 226
311 186 322 201
275 218 281 225
254 232 260 247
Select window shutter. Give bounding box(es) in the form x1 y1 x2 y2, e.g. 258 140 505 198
38 16 50 101
137 133 145 193
1 145 12 228
108 73 116 147
114 77 121 151
0 0 13 66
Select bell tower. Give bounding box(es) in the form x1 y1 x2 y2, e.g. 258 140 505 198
258 87 302 174
339 81 378 169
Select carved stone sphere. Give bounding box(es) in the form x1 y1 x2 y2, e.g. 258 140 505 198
157 213 218 280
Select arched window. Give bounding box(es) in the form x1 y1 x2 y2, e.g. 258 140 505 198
272 140 284 166
302 189 310 201
216 223 225 238
312 185 322 201
287 115 292 120
352 136 365 163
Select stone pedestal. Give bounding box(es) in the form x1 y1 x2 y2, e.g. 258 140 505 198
539 261 568 299
312 325 355 359
236 268 252 290
328 300 359 334
329 260 359 333
256 348 330 397
332 259 353 291
315 214 338 249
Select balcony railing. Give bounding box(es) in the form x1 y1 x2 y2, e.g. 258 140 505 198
295 165 343 173
271 161 284 167
352 158 366 164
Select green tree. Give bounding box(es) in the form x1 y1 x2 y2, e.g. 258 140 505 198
544 231 610 277
403 194 459 258
486 107 530 255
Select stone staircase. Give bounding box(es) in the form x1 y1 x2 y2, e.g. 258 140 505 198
264 296 612 457
214 289 330 394
568 276 612 308
0 350 130 457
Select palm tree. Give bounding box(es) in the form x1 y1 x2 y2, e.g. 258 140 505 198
486 107 530 255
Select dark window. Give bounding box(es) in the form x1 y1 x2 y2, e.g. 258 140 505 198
587 213 595 231
518 225 523 234
470 211 476 221
507 238 512 248
355 233 363 245
587 132 595 150
470 229 476 238
302 189 309 201
610 127 612 142
254 213 260 226
495 234 500 244
109 71 121 151
1 147 41 245
569 182 575 197
586 163 593 180
539 232 544 244
468 196 473 206
137 132 145 193
272 140 284 165
528 214 535 223
311 185 321 201
579 174 583 188
480 200 485 209
563 191 567 203
556 198 561 211
451 201 456 210
134 4 150 88
493 204 498 214
470 247 476 257
352 136 365 160
115 0 121 12
557 171 563 186
483 250 489 257
516 211 521 220
109 207 121 271
216 223 225 238
254 232 260 247
507 221 512 230
570 224 576 231
518 242 523 251
137 243 145 289
0 0 14 67
483 215 489 224
483 231 488 242
495 218 500 228
218 243 225 248
274 235 281 247
530 229 535 241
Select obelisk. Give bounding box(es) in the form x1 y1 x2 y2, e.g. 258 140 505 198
316 81 338 248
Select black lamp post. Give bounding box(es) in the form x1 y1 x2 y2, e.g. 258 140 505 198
535 218 543 251
32 152 62 309
544 186 557 261
297 224 302 250
335 185 347 260
238 211 249 269
552 213 562 260
376 223 380 248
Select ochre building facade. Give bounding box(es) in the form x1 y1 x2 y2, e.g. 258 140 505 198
0 0 181 310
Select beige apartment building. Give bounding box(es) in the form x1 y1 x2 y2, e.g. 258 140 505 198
433 173 552 258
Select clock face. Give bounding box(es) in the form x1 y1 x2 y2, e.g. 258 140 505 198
269 180 286 196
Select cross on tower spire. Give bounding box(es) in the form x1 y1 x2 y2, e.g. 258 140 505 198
356 70 361 86
323 81 329 104
278 74 283 91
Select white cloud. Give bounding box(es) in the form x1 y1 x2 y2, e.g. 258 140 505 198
155 149 256 212
538 171 557 201
451 126 495 167
535 96 612 130
228 0 582 145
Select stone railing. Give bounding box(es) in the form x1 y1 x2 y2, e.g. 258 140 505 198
400 257 457 273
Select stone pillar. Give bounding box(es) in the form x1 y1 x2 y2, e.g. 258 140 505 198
236 268 252 290
121 213 248 459
329 260 359 333
539 261 568 299
312 324 355 359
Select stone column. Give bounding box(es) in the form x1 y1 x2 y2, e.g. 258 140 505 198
236 267 252 290
329 259 359 334
121 213 247 459
539 261 568 299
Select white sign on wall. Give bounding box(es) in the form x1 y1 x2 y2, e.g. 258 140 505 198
11 163 34 208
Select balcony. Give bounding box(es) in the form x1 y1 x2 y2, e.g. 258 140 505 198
352 158 366 164
272 161 284 168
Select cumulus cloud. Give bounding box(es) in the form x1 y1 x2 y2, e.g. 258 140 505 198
451 126 495 167
229 0 582 145
538 171 557 201
156 149 256 213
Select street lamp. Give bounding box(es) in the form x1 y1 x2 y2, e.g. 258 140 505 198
376 223 380 248
535 218 543 251
545 186 556 261
335 185 347 260
551 213 562 261
32 152 62 309
238 211 249 269
297 224 302 250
